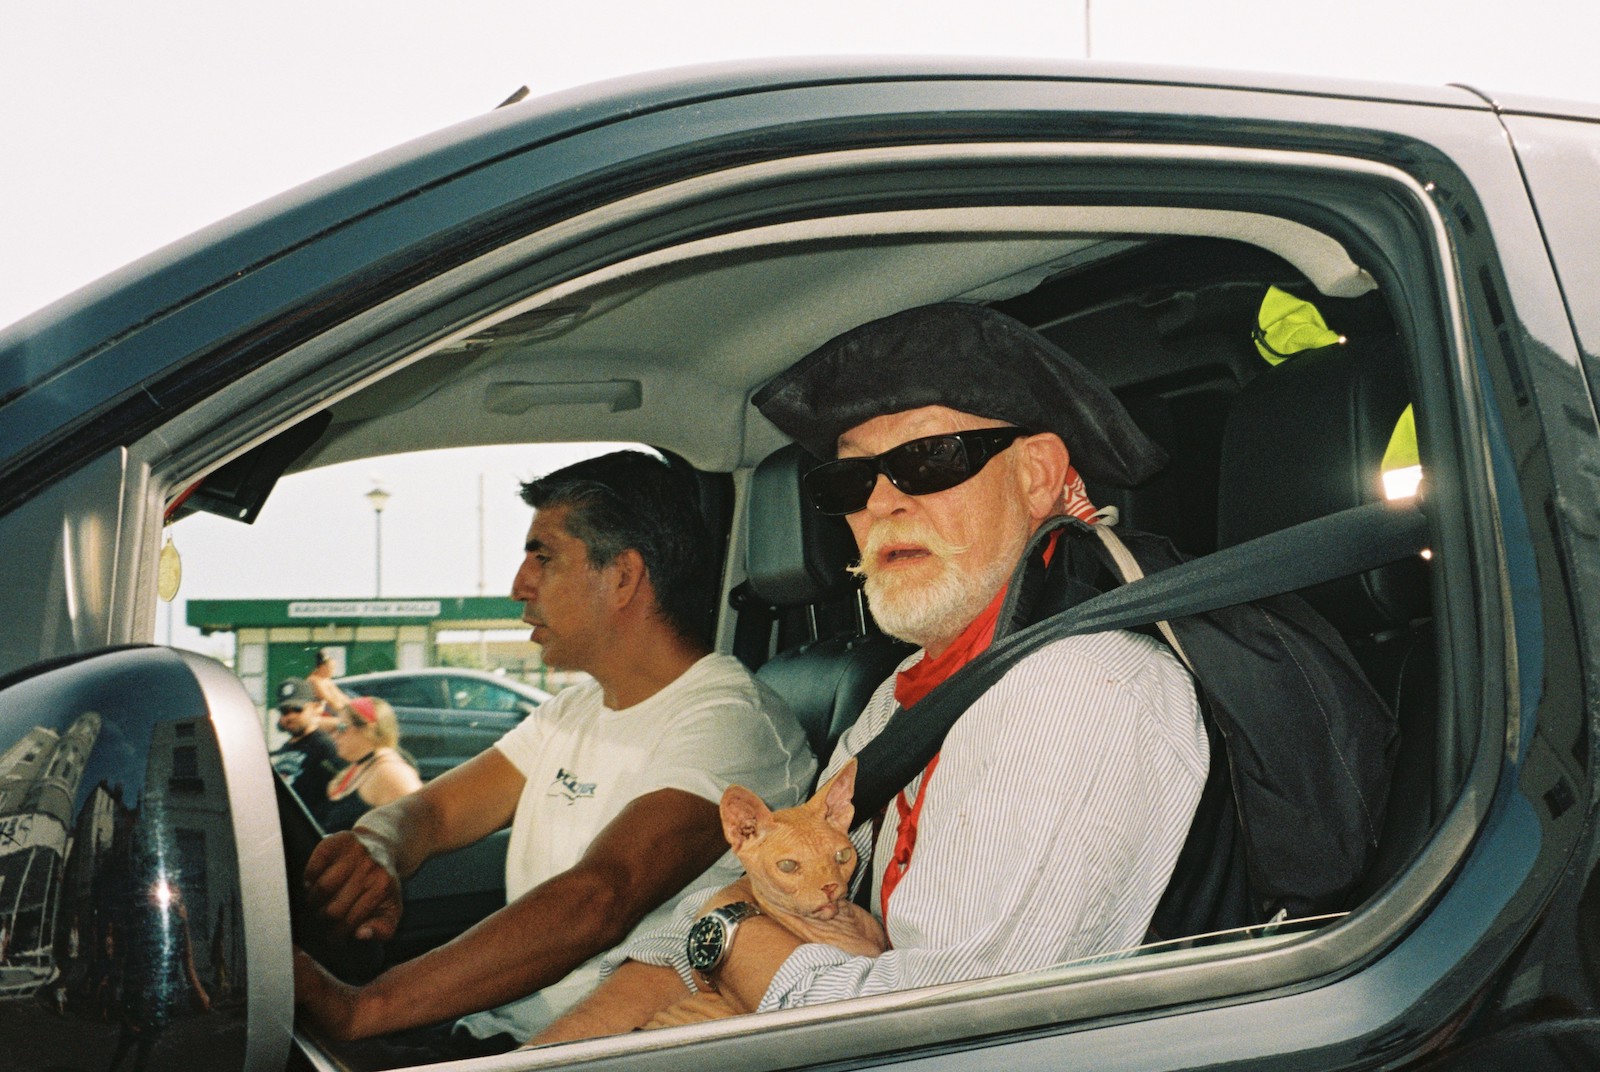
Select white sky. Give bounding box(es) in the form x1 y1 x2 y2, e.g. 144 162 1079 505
7 0 1600 659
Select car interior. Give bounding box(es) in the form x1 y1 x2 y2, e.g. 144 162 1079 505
157 178 1465 1066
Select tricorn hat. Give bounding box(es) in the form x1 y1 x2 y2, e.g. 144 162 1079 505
752 302 1166 487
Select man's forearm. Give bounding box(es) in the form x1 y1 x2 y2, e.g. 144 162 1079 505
324 784 727 1040
357 749 523 880
350 795 434 879
341 867 636 1037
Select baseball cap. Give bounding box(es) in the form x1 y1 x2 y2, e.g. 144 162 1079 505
275 677 318 710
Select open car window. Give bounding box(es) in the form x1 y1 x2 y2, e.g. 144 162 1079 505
166 443 641 770
267 186 1472 1070
235 188 1464 1072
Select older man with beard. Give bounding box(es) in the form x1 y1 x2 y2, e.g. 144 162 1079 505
532 302 1209 1043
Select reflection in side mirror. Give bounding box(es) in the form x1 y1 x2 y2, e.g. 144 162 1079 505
0 647 290 1072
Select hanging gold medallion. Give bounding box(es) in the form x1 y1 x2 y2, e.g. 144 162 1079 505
158 534 182 601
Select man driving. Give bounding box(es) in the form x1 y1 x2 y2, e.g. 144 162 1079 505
293 450 813 1057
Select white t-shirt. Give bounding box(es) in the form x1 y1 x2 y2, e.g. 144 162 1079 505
455 652 814 1039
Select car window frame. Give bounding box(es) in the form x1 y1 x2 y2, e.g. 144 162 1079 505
127 130 1544 1070
265 157 1502 1070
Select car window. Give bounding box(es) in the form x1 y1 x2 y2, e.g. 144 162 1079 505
167 442 644 768
204 234 1449 1072
446 677 528 713
129 108 1532 1071
356 677 444 709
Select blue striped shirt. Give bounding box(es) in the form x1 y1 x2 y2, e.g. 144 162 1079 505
607 629 1206 1011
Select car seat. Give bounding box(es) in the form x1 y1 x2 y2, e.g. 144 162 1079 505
1214 334 1436 891
741 444 914 765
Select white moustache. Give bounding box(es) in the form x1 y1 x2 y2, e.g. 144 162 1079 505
847 523 971 581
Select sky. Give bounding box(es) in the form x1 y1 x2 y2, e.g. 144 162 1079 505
7 0 1600 660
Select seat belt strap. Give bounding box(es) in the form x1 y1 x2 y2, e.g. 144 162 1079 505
850 499 1427 823
1091 508 1196 675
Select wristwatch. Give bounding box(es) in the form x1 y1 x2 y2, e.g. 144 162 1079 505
686 901 762 987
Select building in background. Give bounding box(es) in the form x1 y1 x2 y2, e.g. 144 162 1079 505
186 596 575 714
0 713 100 996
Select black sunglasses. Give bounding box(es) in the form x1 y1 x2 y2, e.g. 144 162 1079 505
802 427 1031 516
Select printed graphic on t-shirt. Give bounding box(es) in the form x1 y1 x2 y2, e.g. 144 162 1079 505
548 767 597 804
272 750 306 780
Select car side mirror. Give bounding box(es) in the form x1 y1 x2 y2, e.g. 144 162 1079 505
516 700 539 718
0 646 292 1072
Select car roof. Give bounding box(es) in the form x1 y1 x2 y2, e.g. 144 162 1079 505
0 57 1516 504
0 57 1492 397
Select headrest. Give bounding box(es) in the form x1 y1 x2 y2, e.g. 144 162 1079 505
745 445 861 607
1217 337 1427 634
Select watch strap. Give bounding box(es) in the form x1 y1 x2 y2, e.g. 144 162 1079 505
717 901 762 927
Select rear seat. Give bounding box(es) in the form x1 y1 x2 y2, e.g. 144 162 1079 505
742 444 913 765
1214 334 1436 889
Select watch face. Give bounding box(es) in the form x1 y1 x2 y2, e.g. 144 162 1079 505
686 914 727 972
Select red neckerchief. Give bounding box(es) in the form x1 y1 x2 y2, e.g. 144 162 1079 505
878 527 1064 924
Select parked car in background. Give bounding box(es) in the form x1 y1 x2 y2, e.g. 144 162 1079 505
335 667 551 779
3 56 1600 1072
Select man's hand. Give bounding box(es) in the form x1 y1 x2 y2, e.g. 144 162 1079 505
304 830 403 942
794 900 886 958
294 948 364 1040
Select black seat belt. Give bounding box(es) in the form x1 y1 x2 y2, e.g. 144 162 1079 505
850 499 1428 822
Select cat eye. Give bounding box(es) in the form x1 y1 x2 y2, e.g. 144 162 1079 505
776 859 798 873
834 848 852 864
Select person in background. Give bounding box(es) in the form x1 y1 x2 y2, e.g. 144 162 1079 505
321 696 423 832
307 649 346 717
269 677 342 823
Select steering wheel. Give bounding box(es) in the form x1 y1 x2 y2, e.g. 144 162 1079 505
275 775 386 984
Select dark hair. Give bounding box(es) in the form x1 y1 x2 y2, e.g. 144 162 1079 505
520 451 715 646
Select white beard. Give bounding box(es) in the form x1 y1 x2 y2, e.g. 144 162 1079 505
861 526 1026 651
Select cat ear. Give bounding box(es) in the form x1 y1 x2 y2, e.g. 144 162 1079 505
816 757 858 834
720 784 773 851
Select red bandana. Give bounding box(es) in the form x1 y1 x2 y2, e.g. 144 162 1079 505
877 513 1072 924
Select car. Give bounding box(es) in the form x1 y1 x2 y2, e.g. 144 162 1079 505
2 56 1599 1072
334 667 552 780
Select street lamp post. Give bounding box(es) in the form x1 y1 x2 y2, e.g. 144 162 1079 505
365 480 391 597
